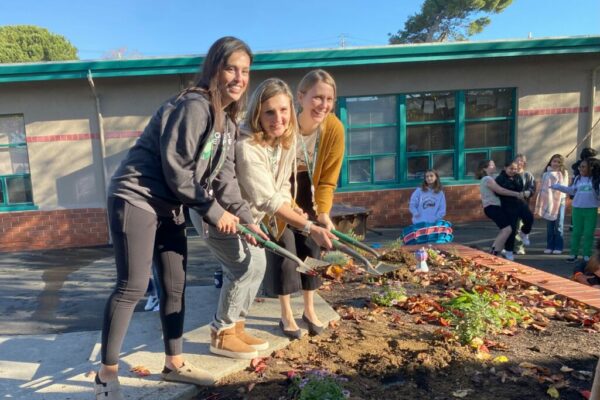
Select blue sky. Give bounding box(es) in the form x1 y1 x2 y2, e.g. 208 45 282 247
0 0 599 60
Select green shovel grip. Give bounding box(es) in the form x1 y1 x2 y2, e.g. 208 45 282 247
237 224 312 272
331 228 380 258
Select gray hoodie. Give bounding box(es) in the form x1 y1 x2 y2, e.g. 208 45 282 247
108 91 253 225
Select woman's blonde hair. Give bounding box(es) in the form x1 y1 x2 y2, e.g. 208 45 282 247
244 78 297 150
297 69 337 116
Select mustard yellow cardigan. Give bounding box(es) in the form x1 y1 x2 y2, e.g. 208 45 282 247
312 113 345 214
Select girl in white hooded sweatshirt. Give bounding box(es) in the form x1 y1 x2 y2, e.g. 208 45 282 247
409 169 446 224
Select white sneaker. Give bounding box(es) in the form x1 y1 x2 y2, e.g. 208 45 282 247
504 251 514 261
552 250 562 255
152 303 160 312
584 256 591 262
543 249 552 254
144 295 159 311
500 249 506 255
518 232 530 246
515 249 526 255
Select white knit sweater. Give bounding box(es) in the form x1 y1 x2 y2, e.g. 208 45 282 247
235 125 297 224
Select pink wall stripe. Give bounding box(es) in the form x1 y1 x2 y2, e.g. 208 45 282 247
519 106 600 116
26 131 142 143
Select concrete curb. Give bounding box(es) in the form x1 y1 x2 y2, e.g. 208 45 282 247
1 286 339 399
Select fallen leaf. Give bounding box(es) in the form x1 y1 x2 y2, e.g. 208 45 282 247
452 389 472 398
546 386 559 398
571 370 593 381
560 365 574 373
325 265 345 281
130 365 151 377
492 356 509 364
580 389 592 399
250 357 269 374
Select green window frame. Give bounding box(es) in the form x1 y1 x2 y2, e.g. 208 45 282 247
0 114 36 212
338 88 516 191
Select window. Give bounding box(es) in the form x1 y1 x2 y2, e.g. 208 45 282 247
463 89 514 178
345 96 397 184
339 88 515 189
0 115 34 210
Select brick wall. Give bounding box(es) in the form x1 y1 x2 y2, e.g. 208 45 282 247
0 208 109 252
334 184 485 228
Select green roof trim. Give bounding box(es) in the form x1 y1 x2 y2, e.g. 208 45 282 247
1 36 599 83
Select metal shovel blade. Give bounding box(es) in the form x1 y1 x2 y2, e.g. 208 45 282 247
373 262 405 275
294 257 329 276
332 240 382 276
294 257 331 276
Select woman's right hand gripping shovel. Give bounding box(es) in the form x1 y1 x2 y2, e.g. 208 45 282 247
236 224 330 276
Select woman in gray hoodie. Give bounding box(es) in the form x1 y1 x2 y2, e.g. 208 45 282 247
94 37 264 400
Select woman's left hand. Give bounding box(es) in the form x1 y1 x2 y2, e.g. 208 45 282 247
317 213 335 231
293 207 308 218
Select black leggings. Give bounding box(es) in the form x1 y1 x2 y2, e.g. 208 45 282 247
266 227 321 296
503 202 534 252
101 197 187 365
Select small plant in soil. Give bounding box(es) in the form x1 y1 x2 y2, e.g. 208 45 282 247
442 288 528 345
322 250 351 267
288 369 350 400
371 283 408 307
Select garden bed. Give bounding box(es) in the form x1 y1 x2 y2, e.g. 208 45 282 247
195 246 600 400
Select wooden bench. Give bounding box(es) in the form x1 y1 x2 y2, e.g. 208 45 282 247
330 203 371 239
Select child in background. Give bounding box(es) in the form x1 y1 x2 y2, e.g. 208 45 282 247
476 159 524 256
495 160 534 261
409 169 446 224
567 147 597 231
535 154 569 255
571 239 600 287
514 154 536 255
552 157 600 263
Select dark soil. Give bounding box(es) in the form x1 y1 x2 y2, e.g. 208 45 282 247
195 247 600 400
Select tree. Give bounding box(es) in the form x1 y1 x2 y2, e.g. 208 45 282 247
389 0 513 44
0 25 78 63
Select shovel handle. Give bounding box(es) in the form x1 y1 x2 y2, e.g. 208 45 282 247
331 229 380 258
237 224 316 275
332 239 381 276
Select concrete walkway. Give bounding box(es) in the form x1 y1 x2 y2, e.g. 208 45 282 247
0 286 339 399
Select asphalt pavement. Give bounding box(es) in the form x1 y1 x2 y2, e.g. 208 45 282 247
0 219 576 336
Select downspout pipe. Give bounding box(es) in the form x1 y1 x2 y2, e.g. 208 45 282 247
87 70 111 243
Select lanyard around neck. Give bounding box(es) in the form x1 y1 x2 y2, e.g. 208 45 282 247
298 127 321 183
298 126 321 214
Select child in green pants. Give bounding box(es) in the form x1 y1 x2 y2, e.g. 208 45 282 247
552 157 600 262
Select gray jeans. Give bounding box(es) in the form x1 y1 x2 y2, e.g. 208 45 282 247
189 211 266 331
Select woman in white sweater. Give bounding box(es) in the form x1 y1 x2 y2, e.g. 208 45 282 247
235 78 335 340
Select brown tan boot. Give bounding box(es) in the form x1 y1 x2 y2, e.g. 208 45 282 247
210 326 258 359
235 321 269 351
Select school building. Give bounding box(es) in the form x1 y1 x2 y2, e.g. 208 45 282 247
0 36 599 251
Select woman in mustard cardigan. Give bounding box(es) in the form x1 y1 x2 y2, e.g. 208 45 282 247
267 69 345 338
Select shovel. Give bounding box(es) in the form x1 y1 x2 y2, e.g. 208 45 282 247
329 229 404 275
331 229 380 258
237 224 329 276
331 239 382 275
